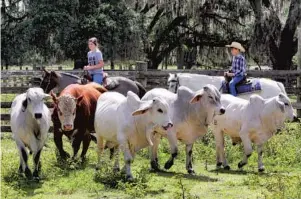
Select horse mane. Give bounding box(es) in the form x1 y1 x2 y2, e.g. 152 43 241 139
60 72 81 79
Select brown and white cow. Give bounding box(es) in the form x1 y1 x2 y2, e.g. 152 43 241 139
51 83 107 161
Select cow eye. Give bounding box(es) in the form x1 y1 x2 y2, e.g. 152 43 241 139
28 98 31 102
209 96 213 99
284 103 289 106
157 109 163 113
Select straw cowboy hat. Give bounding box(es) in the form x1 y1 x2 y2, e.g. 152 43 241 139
225 42 245 52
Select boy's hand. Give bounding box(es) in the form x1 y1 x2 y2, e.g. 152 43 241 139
84 66 90 70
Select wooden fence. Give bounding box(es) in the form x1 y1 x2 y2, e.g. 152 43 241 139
1 62 301 133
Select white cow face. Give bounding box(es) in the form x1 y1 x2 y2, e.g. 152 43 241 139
167 73 178 93
51 93 83 131
190 84 225 123
22 88 50 119
132 97 173 131
276 93 295 122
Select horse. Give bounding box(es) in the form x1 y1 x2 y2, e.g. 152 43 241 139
40 68 146 98
167 73 288 100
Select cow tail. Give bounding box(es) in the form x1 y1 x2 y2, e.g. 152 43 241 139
135 81 147 98
276 81 287 96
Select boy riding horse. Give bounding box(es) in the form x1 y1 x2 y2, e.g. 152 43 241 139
224 42 247 96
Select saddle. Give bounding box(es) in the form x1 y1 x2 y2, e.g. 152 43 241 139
82 72 109 86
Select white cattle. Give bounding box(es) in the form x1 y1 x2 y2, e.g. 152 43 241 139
10 87 51 180
167 73 288 100
213 93 295 171
94 91 173 180
142 85 225 174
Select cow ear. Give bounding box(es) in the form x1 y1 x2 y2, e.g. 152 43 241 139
190 93 202 104
132 101 152 116
76 95 84 104
277 101 285 113
21 99 28 112
50 91 57 103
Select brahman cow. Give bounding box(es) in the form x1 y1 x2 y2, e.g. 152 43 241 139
213 93 295 171
51 83 107 162
10 88 51 180
142 85 225 174
94 91 173 180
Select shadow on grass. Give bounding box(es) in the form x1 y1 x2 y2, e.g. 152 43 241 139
3 171 43 197
153 170 219 182
208 168 270 176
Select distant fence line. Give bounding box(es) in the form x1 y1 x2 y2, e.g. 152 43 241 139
1 62 301 132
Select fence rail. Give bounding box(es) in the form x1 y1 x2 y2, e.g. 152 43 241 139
1 65 301 133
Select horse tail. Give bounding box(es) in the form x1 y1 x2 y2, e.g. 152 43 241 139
134 81 147 98
276 81 287 96
87 82 108 93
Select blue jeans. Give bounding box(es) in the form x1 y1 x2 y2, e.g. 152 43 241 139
229 75 244 96
92 73 103 85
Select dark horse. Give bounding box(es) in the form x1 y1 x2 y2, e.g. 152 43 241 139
40 68 146 98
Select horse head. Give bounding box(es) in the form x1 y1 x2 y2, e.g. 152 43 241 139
40 68 60 93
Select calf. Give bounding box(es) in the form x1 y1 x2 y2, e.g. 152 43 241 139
213 93 295 171
51 83 107 161
10 88 51 180
142 85 225 174
94 91 173 180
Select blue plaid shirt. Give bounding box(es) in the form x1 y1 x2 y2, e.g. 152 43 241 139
231 54 246 76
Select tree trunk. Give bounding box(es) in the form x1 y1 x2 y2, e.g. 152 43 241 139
177 47 184 69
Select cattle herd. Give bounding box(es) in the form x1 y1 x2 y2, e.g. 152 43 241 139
10 72 297 181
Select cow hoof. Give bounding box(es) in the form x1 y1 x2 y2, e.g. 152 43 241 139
164 160 173 170
216 162 222 168
238 162 246 169
24 167 32 180
18 165 23 174
126 175 134 182
60 151 70 159
113 167 120 173
80 156 86 163
258 167 265 172
33 170 40 181
188 169 195 175
224 165 231 170
150 161 160 172
232 143 237 146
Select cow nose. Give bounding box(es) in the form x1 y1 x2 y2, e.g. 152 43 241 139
220 108 226 114
168 123 173 128
63 124 73 131
35 113 42 119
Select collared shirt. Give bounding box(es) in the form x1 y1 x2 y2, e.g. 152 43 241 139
231 54 246 76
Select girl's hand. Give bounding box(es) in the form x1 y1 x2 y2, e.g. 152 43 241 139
84 66 89 70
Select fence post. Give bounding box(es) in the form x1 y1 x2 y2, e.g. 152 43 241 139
297 26 301 118
136 61 148 88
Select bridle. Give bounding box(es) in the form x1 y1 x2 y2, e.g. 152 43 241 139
41 72 52 93
169 77 180 93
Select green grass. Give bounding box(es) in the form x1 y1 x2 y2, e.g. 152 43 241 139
1 123 301 199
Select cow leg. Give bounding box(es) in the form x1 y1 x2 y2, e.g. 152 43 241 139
54 127 70 159
80 132 91 162
120 141 134 180
96 136 104 170
112 146 120 172
238 129 253 169
257 144 265 172
186 144 195 174
150 133 161 171
71 135 82 160
15 138 32 179
214 129 230 170
32 149 42 180
164 131 178 170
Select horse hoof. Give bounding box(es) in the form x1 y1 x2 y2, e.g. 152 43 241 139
60 151 70 160
224 165 231 170
216 162 222 168
151 161 160 172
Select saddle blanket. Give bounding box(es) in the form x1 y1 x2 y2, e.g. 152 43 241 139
221 78 262 95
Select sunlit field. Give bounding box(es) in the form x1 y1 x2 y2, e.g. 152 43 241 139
1 122 301 199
